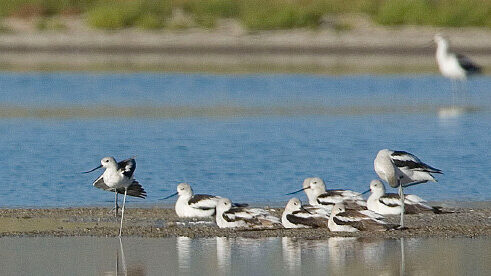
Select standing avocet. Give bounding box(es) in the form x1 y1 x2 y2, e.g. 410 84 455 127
434 34 481 113
287 177 366 211
83 156 146 236
215 198 280 229
365 179 443 215
374 149 442 228
434 34 481 81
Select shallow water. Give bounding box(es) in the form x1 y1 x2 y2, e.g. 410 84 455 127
0 73 490 207
0 236 488 275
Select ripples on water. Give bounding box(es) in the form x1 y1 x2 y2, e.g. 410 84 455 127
0 237 488 275
0 73 490 207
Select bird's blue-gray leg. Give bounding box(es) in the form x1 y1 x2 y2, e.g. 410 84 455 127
398 179 405 228
119 188 127 237
114 191 119 217
451 79 457 107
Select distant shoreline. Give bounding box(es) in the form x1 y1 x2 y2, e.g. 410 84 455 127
0 26 489 74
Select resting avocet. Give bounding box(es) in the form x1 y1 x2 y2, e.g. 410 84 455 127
328 203 398 232
365 180 443 215
162 183 248 218
374 149 442 227
287 177 366 211
215 198 280 229
281 198 330 228
83 156 146 236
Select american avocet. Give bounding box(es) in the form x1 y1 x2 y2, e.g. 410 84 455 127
162 183 220 218
281 198 330 228
287 177 366 211
328 203 398 232
365 180 443 215
162 183 248 218
374 149 442 227
434 34 481 81
215 198 280 229
83 157 146 236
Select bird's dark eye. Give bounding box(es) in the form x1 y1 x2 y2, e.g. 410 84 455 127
294 202 297 205
105 160 109 163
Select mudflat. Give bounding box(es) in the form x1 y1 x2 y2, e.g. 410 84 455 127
1 206 489 239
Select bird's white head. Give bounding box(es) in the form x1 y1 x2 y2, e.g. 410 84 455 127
176 183 193 197
100 156 117 168
331 203 346 216
216 198 233 213
285 198 302 213
370 179 386 195
433 33 448 49
306 177 326 194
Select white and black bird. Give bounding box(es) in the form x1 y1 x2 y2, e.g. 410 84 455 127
161 183 248 218
215 198 281 229
281 198 330 229
83 156 146 236
328 203 398 232
374 149 442 227
434 34 481 81
287 177 366 211
365 179 444 216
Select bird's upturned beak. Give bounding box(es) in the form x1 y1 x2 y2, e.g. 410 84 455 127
361 189 370 195
300 206 312 214
159 192 178 200
286 187 309 195
82 165 102 174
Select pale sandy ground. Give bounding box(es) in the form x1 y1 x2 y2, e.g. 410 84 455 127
0 16 490 73
0 206 489 238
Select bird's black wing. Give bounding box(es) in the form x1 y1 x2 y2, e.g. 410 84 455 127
391 151 442 173
286 214 327 228
456 54 482 74
116 180 147 199
117 158 136 178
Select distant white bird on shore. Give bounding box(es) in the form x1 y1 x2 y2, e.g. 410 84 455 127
83 157 146 236
215 198 281 229
281 198 330 229
365 180 443 215
374 149 442 227
328 203 398 232
287 177 366 211
434 34 481 81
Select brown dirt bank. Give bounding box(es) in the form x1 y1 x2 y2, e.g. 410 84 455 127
0 21 490 73
0 207 489 239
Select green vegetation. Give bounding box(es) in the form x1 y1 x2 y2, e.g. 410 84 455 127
0 0 489 30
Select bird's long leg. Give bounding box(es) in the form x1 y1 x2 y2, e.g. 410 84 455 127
450 79 457 108
119 188 127 237
398 179 405 228
114 191 119 217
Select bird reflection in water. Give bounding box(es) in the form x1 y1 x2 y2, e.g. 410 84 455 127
281 237 302 273
177 236 191 274
216 237 231 275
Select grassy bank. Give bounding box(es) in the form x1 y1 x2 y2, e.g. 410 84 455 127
0 0 490 31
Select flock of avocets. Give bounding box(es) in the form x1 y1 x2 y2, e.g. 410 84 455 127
84 149 445 236
82 33 484 236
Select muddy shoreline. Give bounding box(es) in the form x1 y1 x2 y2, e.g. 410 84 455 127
0 25 490 73
1 207 489 239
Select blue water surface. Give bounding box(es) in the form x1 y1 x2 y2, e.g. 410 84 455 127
0 73 489 207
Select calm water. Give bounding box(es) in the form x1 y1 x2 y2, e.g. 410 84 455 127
0 237 488 275
0 73 490 207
